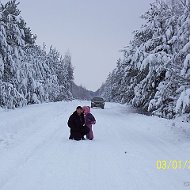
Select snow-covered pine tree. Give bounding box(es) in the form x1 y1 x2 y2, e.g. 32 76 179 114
0 0 27 108
0 0 74 109
99 0 190 120
61 52 74 100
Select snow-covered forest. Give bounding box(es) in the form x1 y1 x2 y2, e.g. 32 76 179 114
1 0 190 122
99 0 190 121
0 0 74 109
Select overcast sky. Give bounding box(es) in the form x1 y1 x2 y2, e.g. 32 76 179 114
3 0 155 91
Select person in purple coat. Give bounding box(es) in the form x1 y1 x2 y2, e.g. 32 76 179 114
83 106 96 140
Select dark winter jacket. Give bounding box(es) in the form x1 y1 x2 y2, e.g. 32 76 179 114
68 111 89 140
68 111 85 130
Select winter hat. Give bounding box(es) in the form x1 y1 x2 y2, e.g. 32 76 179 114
83 106 90 114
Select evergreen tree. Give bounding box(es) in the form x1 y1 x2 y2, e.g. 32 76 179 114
99 0 190 120
0 0 74 108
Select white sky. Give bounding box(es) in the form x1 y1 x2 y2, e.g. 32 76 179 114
2 0 155 91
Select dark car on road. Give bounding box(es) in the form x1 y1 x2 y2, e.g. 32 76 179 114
91 97 105 109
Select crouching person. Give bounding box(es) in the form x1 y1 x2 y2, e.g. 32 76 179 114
83 106 96 140
68 106 90 141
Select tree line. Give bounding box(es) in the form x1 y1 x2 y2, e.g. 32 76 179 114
98 0 190 120
0 0 74 109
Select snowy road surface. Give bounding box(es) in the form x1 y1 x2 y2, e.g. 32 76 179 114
0 100 190 190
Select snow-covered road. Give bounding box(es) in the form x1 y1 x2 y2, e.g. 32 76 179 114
0 100 190 190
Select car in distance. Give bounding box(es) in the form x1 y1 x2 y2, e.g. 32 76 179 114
91 97 105 109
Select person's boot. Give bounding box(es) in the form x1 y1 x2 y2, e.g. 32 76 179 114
69 135 74 140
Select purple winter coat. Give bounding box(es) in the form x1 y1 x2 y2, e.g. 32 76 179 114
83 106 96 140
